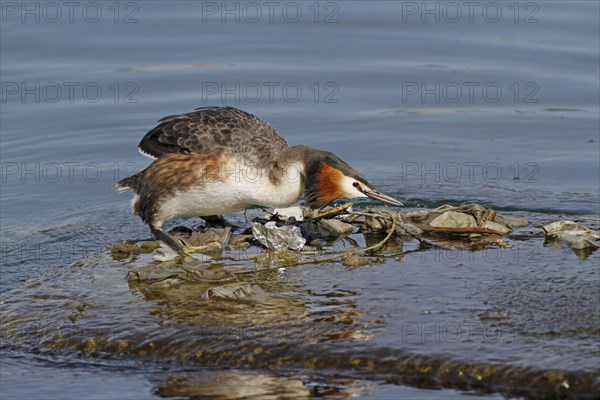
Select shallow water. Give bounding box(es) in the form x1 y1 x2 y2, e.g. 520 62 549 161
2 209 599 399
1 1 599 399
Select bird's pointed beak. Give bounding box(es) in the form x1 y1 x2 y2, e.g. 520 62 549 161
361 188 403 206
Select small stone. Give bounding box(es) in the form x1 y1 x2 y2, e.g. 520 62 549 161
470 241 486 251
481 220 510 235
316 219 354 238
430 211 477 228
111 243 140 260
342 253 370 267
496 239 513 248
396 221 423 237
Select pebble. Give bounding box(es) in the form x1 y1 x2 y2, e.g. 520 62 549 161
342 253 370 267
430 211 477 228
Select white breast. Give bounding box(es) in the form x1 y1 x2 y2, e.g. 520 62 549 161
153 161 304 226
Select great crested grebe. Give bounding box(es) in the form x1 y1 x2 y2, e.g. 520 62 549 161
117 106 402 253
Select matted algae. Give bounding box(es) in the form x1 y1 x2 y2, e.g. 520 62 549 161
1 205 599 399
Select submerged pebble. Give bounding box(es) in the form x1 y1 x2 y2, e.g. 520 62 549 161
202 283 269 302
342 253 370 267
111 243 141 260
254 249 301 270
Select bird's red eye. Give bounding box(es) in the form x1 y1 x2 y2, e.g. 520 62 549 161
353 182 360 188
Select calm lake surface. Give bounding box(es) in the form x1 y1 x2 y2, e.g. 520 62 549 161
1 1 599 399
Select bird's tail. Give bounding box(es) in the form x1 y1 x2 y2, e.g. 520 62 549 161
116 172 142 192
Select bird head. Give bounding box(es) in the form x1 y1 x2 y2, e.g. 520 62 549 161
303 149 403 209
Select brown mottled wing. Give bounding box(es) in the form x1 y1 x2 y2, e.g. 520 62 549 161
138 106 288 165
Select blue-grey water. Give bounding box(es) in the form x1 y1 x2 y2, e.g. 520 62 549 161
1 1 599 399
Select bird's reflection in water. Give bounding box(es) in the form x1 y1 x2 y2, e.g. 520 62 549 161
127 250 374 345
154 369 378 399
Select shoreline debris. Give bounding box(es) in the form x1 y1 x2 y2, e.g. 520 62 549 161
543 220 600 259
252 221 306 251
113 203 598 289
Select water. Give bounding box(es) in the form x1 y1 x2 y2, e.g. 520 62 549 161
1 1 599 399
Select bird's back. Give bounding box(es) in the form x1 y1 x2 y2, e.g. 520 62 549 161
138 106 288 166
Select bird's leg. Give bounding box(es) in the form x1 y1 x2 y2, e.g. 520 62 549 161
150 226 186 253
151 225 222 257
201 215 235 228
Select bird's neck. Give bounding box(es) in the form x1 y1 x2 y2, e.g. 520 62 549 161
278 145 340 209
267 145 312 185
